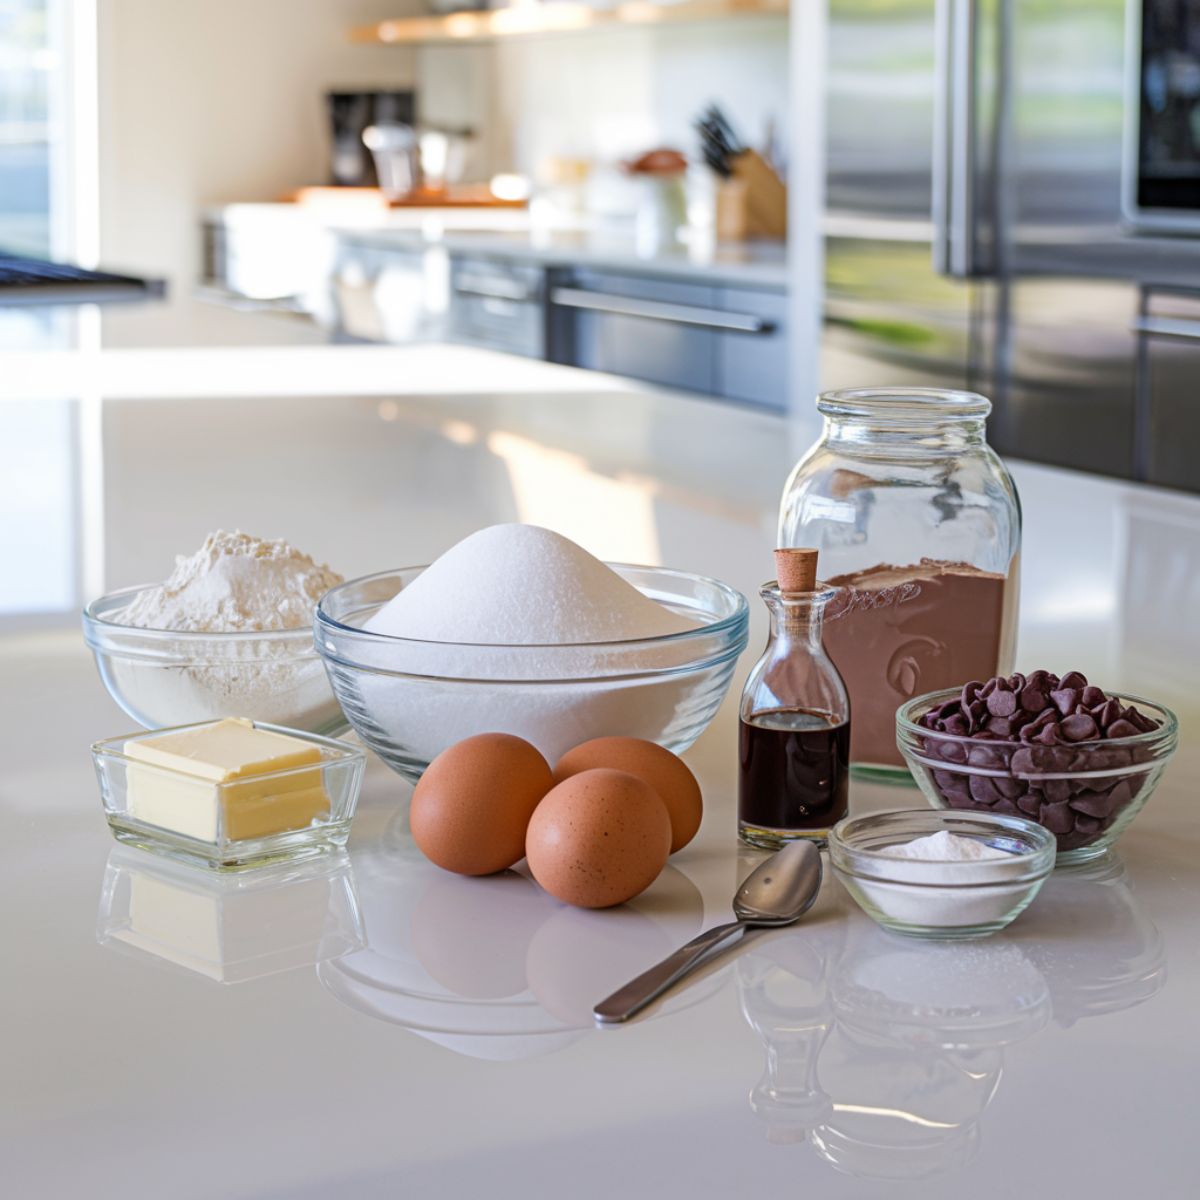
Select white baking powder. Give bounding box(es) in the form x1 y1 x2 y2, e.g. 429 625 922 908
848 831 1036 931
879 831 1011 867
109 531 344 731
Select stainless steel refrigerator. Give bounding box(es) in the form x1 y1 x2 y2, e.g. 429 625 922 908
821 0 1200 494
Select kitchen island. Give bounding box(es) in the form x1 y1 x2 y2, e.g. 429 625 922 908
2 345 1197 1197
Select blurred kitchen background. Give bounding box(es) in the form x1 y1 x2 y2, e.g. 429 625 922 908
3 0 1200 493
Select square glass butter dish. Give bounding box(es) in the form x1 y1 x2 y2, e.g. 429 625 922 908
92 718 365 870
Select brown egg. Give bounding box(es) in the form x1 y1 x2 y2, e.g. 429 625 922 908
410 733 553 876
525 768 672 909
554 736 702 854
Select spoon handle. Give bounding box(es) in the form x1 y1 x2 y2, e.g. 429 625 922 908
593 919 746 1025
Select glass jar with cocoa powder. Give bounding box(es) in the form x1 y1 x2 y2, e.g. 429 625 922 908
779 388 1020 781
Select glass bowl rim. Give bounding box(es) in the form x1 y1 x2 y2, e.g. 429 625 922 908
828 808 1057 885
315 562 750 652
897 686 1178 755
92 719 366 774
817 386 992 420
84 584 318 645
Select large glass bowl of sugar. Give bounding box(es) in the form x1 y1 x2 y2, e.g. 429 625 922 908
315 563 749 781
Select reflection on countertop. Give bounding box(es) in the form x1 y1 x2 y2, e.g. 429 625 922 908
318 834 716 1061
737 854 1165 1181
97 846 364 985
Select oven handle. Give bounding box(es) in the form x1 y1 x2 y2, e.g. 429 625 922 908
453 277 538 303
1132 314 1200 342
549 286 775 334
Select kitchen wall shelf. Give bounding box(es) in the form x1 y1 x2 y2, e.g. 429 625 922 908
350 0 788 46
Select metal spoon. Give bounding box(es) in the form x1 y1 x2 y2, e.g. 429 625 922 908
593 841 823 1025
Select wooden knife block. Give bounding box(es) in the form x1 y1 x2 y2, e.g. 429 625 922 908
716 150 787 240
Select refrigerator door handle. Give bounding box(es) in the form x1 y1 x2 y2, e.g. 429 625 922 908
933 0 983 278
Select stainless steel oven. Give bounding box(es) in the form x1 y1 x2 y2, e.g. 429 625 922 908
1123 0 1200 230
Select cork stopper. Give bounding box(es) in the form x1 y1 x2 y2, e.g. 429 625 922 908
774 547 818 594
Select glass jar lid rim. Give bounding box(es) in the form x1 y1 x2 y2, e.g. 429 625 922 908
817 387 992 420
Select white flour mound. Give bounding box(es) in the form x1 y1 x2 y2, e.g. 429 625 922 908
119 530 344 632
365 524 692 644
108 531 344 732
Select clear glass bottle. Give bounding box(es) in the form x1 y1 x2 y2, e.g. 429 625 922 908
738 550 851 849
779 388 1020 782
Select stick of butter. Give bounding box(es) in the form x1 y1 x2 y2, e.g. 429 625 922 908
126 718 329 842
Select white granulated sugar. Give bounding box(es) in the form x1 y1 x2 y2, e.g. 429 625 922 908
355 525 701 763
119 530 343 632
109 531 344 731
365 524 692 644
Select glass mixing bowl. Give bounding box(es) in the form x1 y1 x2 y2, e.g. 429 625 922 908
828 809 1056 939
314 564 749 780
83 586 348 736
897 689 1178 865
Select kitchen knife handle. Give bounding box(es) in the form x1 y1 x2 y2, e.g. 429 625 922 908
593 919 747 1025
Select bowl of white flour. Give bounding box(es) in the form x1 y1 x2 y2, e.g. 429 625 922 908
314 525 749 781
83 531 348 735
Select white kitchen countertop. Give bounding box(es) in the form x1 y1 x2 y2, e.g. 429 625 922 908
2 344 1197 1197
207 201 790 290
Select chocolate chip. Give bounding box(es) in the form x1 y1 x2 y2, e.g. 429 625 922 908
1080 685 1106 708
1020 684 1049 714
994 775 1025 800
936 698 962 719
1034 723 1061 746
1042 778 1072 803
1017 793 1042 816
1050 688 1079 716
961 681 983 708
991 798 1021 816
1074 813 1101 835
1060 670 1088 691
1010 747 1036 775
1069 790 1120 819
1042 801 1074 833
969 775 1002 804
1061 713 1099 743
986 689 1018 718
1097 699 1122 728
980 678 999 697
1106 718 1139 740
1008 672 1027 692
944 714 970 736
1131 708 1160 733
985 716 1017 738
967 744 1003 769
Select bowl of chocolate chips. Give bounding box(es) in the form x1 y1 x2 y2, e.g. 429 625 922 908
897 672 1178 864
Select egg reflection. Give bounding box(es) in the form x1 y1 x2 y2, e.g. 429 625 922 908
526 865 705 1025
410 870 554 1000
321 847 713 1060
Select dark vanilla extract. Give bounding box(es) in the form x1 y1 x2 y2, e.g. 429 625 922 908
738 707 850 844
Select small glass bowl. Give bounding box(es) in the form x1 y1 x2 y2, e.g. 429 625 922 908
315 564 749 781
83 585 348 735
827 809 1056 939
92 720 366 871
897 689 1178 865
